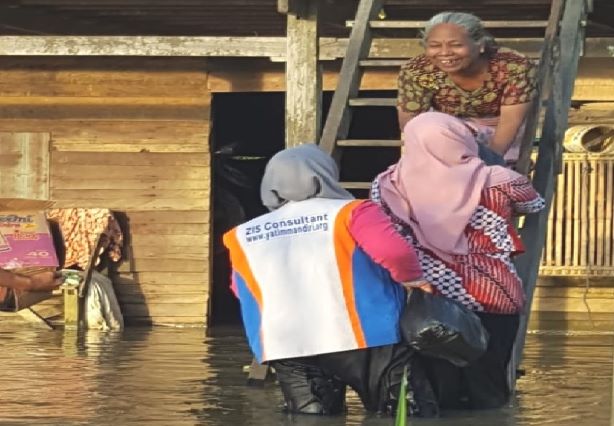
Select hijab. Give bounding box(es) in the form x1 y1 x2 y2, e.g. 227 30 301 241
260 143 353 210
377 112 523 260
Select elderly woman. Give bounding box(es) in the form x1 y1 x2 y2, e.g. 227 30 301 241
372 112 545 409
397 11 538 166
223 144 437 417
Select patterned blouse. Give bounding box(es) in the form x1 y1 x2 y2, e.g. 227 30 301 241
371 176 545 315
397 47 538 118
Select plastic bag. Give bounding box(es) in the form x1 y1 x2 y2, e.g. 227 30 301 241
400 289 489 367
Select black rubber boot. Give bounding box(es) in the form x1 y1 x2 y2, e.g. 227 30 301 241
271 359 346 415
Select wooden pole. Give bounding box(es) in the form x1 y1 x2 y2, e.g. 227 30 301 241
285 0 322 147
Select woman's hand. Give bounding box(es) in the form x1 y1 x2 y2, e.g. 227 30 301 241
401 279 433 293
28 271 64 292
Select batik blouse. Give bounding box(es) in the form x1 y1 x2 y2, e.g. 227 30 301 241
397 47 538 118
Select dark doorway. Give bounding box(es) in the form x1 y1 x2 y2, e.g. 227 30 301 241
208 90 400 327
209 92 285 327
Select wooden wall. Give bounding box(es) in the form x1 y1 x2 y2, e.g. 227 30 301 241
0 57 212 325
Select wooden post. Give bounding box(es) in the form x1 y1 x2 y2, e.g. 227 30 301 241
285 0 322 147
510 0 587 391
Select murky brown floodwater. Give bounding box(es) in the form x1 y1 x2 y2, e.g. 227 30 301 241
1 325 612 426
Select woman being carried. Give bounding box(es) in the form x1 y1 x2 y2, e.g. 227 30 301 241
397 11 537 166
372 111 545 409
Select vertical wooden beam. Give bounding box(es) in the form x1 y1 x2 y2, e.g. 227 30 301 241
285 0 322 147
510 0 587 391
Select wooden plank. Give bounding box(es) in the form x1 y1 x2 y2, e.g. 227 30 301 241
349 98 395 107
52 152 210 167
606 161 614 267
130 234 209 247
53 143 208 153
285 0 321 147
0 132 50 200
351 20 550 29
51 165 208 180
118 258 208 273
0 104 210 122
573 160 582 266
0 120 210 149
0 67 209 98
319 0 382 155
533 297 614 313
588 158 597 269
564 159 574 266
129 245 209 258
539 266 614 276
595 161 605 266
0 36 612 59
51 197 208 210
118 292 207 304
533 286 614 298
120 302 207 317
129 222 209 235
553 159 565 266
337 139 401 147
580 158 589 267
51 189 209 201
544 187 555 266
115 284 208 295
127 210 209 224
52 178 210 190
116 272 206 285
126 316 205 325
0 36 288 57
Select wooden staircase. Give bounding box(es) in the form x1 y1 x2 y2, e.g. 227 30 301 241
319 0 591 391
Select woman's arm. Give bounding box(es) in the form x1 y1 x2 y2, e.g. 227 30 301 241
0 269 63 292
503 176 546 214
490 102 532 155
348 200 424 283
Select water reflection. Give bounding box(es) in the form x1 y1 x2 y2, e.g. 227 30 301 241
0 325 611 425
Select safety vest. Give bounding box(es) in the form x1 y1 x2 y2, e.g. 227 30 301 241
223 198 405 363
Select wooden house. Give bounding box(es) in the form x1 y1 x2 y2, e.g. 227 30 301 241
0 0 613 331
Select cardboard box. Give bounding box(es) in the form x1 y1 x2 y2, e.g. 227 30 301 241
0 198 59 311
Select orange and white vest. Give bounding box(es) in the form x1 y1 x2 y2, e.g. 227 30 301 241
223 198 405 363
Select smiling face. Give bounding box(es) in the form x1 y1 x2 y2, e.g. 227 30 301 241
424 23 483 74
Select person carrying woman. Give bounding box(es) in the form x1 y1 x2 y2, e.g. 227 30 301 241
223 143 438 417
371 111 545 409
397 11 538 166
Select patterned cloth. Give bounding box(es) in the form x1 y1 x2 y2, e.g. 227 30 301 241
46 209 123 270
397 47 538 118
371 176 545 314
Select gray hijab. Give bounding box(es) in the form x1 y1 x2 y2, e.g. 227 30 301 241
260 143 354 210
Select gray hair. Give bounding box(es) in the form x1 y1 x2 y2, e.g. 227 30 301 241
422 11 497 54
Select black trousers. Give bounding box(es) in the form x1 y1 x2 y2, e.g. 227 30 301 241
269 312 518 415
421 312 520 410
270 343 438 417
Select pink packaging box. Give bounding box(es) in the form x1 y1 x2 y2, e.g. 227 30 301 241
0 200 59 270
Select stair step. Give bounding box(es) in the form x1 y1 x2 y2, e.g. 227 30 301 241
347 20 549 29
349 98 395 107
340 181 372 190
338 139 401 147
360 59 406 67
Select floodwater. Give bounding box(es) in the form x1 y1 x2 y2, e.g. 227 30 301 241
1 325 613 426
